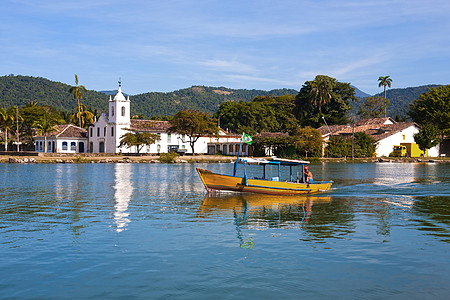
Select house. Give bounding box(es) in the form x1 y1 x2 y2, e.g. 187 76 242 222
318 117 439 157
87 83 247 155
34 124 87 153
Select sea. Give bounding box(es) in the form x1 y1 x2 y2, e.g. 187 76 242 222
0 162 449 299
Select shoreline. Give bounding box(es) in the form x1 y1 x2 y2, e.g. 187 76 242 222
0 153 448 164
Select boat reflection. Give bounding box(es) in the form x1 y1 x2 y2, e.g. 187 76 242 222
198 193 331 227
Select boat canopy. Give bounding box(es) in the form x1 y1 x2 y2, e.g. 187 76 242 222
238 157 309 166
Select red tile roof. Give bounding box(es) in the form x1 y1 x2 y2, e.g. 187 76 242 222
318 118 417 141
35 124 87 138
130 120 171 132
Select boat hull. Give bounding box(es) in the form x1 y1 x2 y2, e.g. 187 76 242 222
197 168 332 195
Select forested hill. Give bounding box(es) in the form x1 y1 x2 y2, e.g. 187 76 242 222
0 75 109 113
130 86 298 117
0 75 441 119
374 85 440 118
0 75 297 117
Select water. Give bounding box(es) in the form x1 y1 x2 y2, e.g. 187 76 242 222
0 162 449 299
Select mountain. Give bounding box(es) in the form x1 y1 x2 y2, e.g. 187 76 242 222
351 85 371 98
0 75 298 117
0 75 440 119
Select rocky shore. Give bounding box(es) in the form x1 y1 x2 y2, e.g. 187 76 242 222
1 153 447 164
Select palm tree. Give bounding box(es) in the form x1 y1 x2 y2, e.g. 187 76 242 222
0 107 15 151
378 75 392 117
310 75 332 113
69 74 87 128
71 103 94 128
34 114 57 153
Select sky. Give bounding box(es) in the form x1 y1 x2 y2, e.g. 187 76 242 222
1 0 449 96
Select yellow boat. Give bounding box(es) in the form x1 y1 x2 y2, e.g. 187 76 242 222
197 157 333 195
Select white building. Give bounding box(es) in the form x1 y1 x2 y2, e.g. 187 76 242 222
318 118 439 157
34 124 87 153
87 83 247 155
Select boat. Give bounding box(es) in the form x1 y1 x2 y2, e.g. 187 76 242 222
196 157 333 195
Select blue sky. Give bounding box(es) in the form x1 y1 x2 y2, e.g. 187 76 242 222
1 0 449 95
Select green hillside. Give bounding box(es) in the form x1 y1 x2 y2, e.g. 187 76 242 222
0 75 108 113
0 75 298 118
0 75 441 119
351 84 440 118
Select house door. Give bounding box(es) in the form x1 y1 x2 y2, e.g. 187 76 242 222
79 142 85 153
99 142 105 153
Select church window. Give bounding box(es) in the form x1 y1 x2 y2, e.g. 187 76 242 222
111 127 114 137
62 142 68 151
121 106 125 116
97 127 100 137
104 127 106 137
112 106 115 117
90 128 93 137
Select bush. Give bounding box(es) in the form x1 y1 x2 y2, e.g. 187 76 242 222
158 152 179 163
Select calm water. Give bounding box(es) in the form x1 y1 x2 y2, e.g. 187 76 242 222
0 162 449 299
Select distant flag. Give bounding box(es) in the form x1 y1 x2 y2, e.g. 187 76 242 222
242 133 253 145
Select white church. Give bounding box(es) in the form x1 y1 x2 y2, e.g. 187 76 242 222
35 82 250 156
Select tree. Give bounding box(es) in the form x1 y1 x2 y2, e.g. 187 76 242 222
378 76 392 117
118 132 160 153
409 85 450 140
358 96 389 118
0 107 15 151
169 110 218 155
414 123 440 155
33 114 57 153
310 75 332 113
69 74 87 128
71 103 94 129
294 75 356 128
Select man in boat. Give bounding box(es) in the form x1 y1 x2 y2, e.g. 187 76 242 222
304 166 313 183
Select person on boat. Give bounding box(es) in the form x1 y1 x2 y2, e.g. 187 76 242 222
304 166 313 183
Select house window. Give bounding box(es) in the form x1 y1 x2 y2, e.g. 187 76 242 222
121 106 125 116
111 127 114 137
403 134 405 140
71 142 76 151
112 106 115 117
62 142 68 151
97 127 100 137
48 141 52 152
235 144 239 152
167 134 171 143
229 145 233 152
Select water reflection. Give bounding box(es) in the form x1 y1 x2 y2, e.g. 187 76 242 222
113 164 133 232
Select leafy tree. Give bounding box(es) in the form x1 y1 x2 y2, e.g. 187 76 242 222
69 74 87 128
294 75 356 128
252 127 322 158
0 107 15 151
409 85 450 139
169 110 218 155
414 123 440 154
33 114 57 153
358 96 389 118
118 132 160 153
378 75 392 117
325 132 376 158
215 95 298 135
